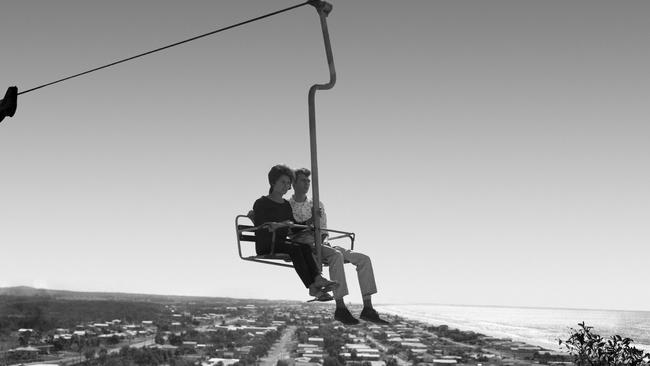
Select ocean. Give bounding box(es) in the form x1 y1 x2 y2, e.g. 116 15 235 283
375 304 650 353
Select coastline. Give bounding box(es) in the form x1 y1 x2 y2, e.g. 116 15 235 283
366 306 572 366
376 304 650 354
376 305 562 352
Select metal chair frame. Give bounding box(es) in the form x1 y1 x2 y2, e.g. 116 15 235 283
235 214 355 269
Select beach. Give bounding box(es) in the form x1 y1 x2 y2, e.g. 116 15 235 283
376 304 650 353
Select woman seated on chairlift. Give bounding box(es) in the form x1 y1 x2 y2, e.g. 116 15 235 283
252 164 338 300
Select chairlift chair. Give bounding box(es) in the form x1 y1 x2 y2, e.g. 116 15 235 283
235 214 355 269
236 0 340 269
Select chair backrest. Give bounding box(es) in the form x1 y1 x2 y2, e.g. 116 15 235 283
237 223 256 242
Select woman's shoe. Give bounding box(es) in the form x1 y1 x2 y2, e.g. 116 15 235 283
309 283 334 297
319 281 339 293
312 276 338 290
307 292 334 302
308 285 321 297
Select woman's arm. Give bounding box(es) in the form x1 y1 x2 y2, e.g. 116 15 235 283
266 221 293 232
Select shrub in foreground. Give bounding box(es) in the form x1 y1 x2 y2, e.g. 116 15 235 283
559 322 650 366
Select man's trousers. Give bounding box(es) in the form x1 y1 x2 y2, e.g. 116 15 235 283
321 245 377 299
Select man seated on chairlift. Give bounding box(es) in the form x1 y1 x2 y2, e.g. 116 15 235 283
289 168 389 325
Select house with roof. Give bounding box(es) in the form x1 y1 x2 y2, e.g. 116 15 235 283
340 343 381 361
8 346 40 361
307 337 324 346
202 358 240 366
182 341 198 350
297 343 324 360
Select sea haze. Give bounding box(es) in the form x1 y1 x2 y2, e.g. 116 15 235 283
376 304 650 353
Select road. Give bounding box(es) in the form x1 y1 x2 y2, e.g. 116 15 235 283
366 335 409 366
260 326 297 366
107 336 156 354
23 355 82 365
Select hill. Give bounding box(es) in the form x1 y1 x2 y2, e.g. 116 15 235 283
0 286 296 338
0 286 242 303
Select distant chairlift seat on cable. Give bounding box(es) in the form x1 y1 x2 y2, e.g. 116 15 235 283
235 214 355 268
0 86 18 124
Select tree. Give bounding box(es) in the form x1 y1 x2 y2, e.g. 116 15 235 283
52 337 66 351
386 347 400 355
351 349 358 361
104 358 123 366
84 347 96 361
323 333 345 356
98 347 108 364
406 349 415 362
323 356 343 366
168 334 183 346
296 330 309 344
559 322 650 366
18 335 29 347
119 345 131 357
170 357 194 366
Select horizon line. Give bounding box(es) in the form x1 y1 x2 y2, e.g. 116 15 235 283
2 285 649 314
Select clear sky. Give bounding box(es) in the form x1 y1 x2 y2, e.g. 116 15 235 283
1 0 649 311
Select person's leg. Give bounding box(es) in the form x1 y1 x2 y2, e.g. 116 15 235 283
335 247 387 324
336 247 377 297
321 246 349 300
362 295 373 309
320 246 358 324
275 242 318 288
289 243 338 295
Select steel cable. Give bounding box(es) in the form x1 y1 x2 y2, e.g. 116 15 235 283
17 1 310 96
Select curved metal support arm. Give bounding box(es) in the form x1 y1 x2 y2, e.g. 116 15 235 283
307 0 336 271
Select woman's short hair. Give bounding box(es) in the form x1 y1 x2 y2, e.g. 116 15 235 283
294 168 311 179
268 164 295 190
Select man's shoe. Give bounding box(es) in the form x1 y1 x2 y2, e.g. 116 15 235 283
360 308 389 325
334 307 359 325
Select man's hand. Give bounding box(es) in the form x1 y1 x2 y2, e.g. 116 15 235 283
311 207 324 218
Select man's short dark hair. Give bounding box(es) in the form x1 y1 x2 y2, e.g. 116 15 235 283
294 168 311 179
268 164 295 191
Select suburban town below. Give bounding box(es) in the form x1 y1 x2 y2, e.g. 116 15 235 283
0 288 574 366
